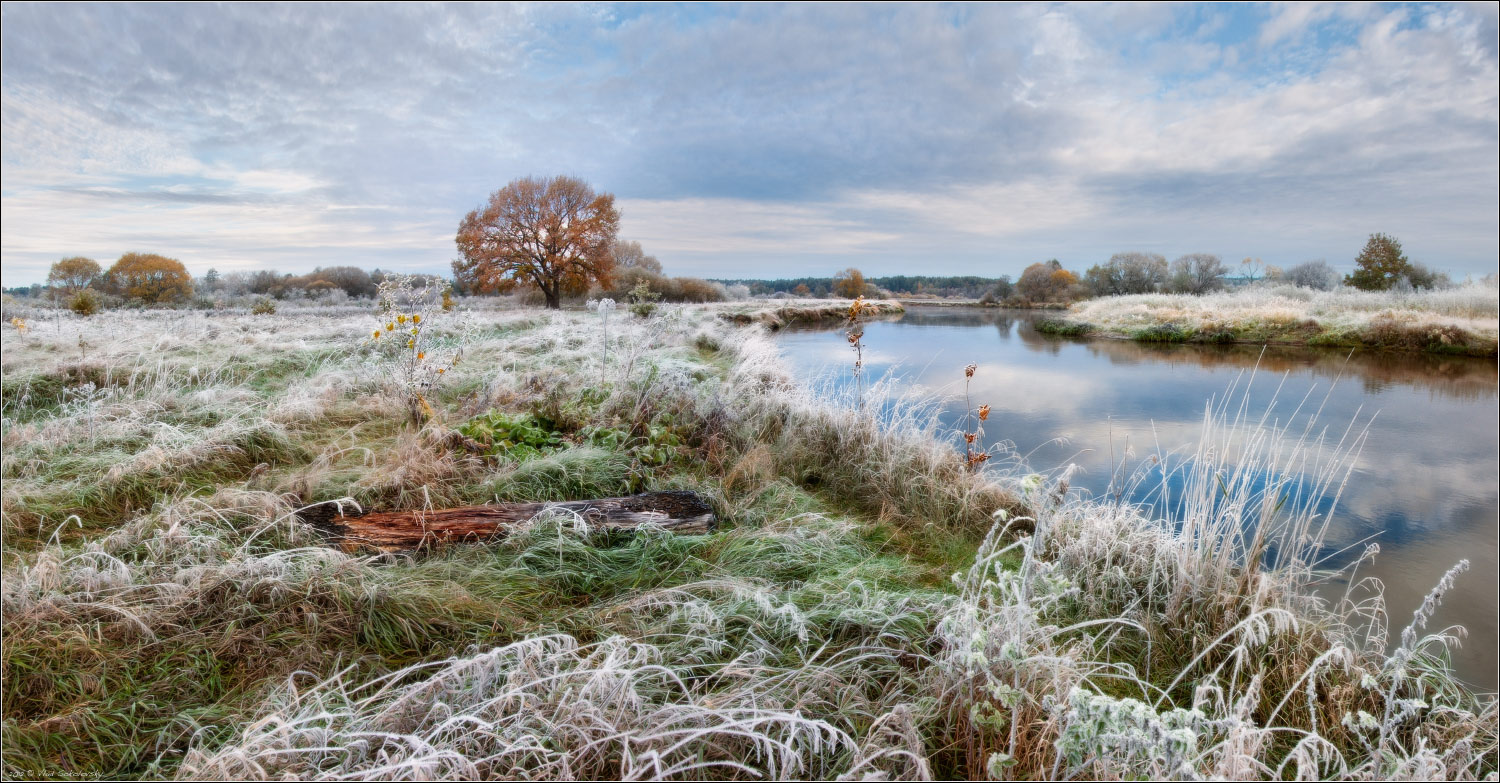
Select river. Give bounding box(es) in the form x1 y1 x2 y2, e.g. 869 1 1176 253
775 306 1499 692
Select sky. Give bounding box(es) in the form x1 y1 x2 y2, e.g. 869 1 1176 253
2 1 1497 286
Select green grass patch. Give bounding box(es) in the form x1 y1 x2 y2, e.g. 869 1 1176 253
1034 318 1093 338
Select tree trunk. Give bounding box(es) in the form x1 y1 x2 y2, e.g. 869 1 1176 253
301 491 716 553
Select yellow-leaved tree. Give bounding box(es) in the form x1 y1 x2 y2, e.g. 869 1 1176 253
108 252 192 305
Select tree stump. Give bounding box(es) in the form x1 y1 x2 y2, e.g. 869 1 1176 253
300 490 716 553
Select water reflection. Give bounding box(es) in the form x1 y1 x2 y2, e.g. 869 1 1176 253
828 306 1499 401
778 307 1498 691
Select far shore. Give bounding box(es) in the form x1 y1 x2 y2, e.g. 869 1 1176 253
1033 283 1499 358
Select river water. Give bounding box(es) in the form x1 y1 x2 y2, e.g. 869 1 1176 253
775 306 1499 692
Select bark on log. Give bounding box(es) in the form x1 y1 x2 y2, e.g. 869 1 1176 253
301 491 716 553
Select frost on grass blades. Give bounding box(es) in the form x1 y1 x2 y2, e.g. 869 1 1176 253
0 302 1494 780
1057 280 1500 355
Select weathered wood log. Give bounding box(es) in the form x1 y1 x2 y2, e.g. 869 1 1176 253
301 491 716 553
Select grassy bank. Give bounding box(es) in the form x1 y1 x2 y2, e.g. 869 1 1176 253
1037 282 1499 357
719 298 905 330
1 301 1494 780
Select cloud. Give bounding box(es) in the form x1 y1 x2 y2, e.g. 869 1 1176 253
2 3 1495 284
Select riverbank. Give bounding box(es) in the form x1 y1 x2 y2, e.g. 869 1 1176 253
899 298 1071 309
1 302 1493 780
1037 282 1500 357
719 298 905 330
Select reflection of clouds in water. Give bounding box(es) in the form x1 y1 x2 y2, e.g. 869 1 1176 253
961 365 1108 418
1337 459 1496 539
1323 500 1497 691
774 338 904 371
775 308 1498 689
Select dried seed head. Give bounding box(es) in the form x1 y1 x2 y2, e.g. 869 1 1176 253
965 363 977 378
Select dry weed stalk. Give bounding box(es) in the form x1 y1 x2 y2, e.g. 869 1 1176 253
961 363 991 472
368 275 469 426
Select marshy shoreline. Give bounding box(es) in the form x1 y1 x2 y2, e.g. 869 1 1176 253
1 299 1495 780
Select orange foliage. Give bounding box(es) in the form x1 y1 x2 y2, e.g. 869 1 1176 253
47 256 101 293
833 267 866 299
1016 260 1081 304
108 252 192 304
454 176 621 309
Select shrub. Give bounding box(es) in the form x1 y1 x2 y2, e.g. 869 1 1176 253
628 280 660 318
1281 259 1340 290
250 296 276 315
68 288 101 316
674 277 726 303
1202 328 1236 343
1403 261 1452 291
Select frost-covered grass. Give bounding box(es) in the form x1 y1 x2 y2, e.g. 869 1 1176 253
1050 282 1500 356
1 300 1494 780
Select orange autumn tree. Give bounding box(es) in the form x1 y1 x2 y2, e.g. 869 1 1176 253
833 267 866 298
108 252 193 305
454 176 621 309
1016 259 1081 304
47 256 102 293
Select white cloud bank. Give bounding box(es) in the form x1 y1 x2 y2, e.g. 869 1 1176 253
1 2 1494 284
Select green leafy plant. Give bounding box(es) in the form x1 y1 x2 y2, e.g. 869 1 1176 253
251 296 277 315
457 412 564 461
579 415 685 490
628 279 660 318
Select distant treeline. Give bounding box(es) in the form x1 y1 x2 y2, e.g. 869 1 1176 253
7 235 1461 315
714 275 1000 299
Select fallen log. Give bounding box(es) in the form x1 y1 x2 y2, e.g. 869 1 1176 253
301 490 716 553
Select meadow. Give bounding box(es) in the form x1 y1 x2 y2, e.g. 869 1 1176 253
1039 282 1500 356
0 294 1494 780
